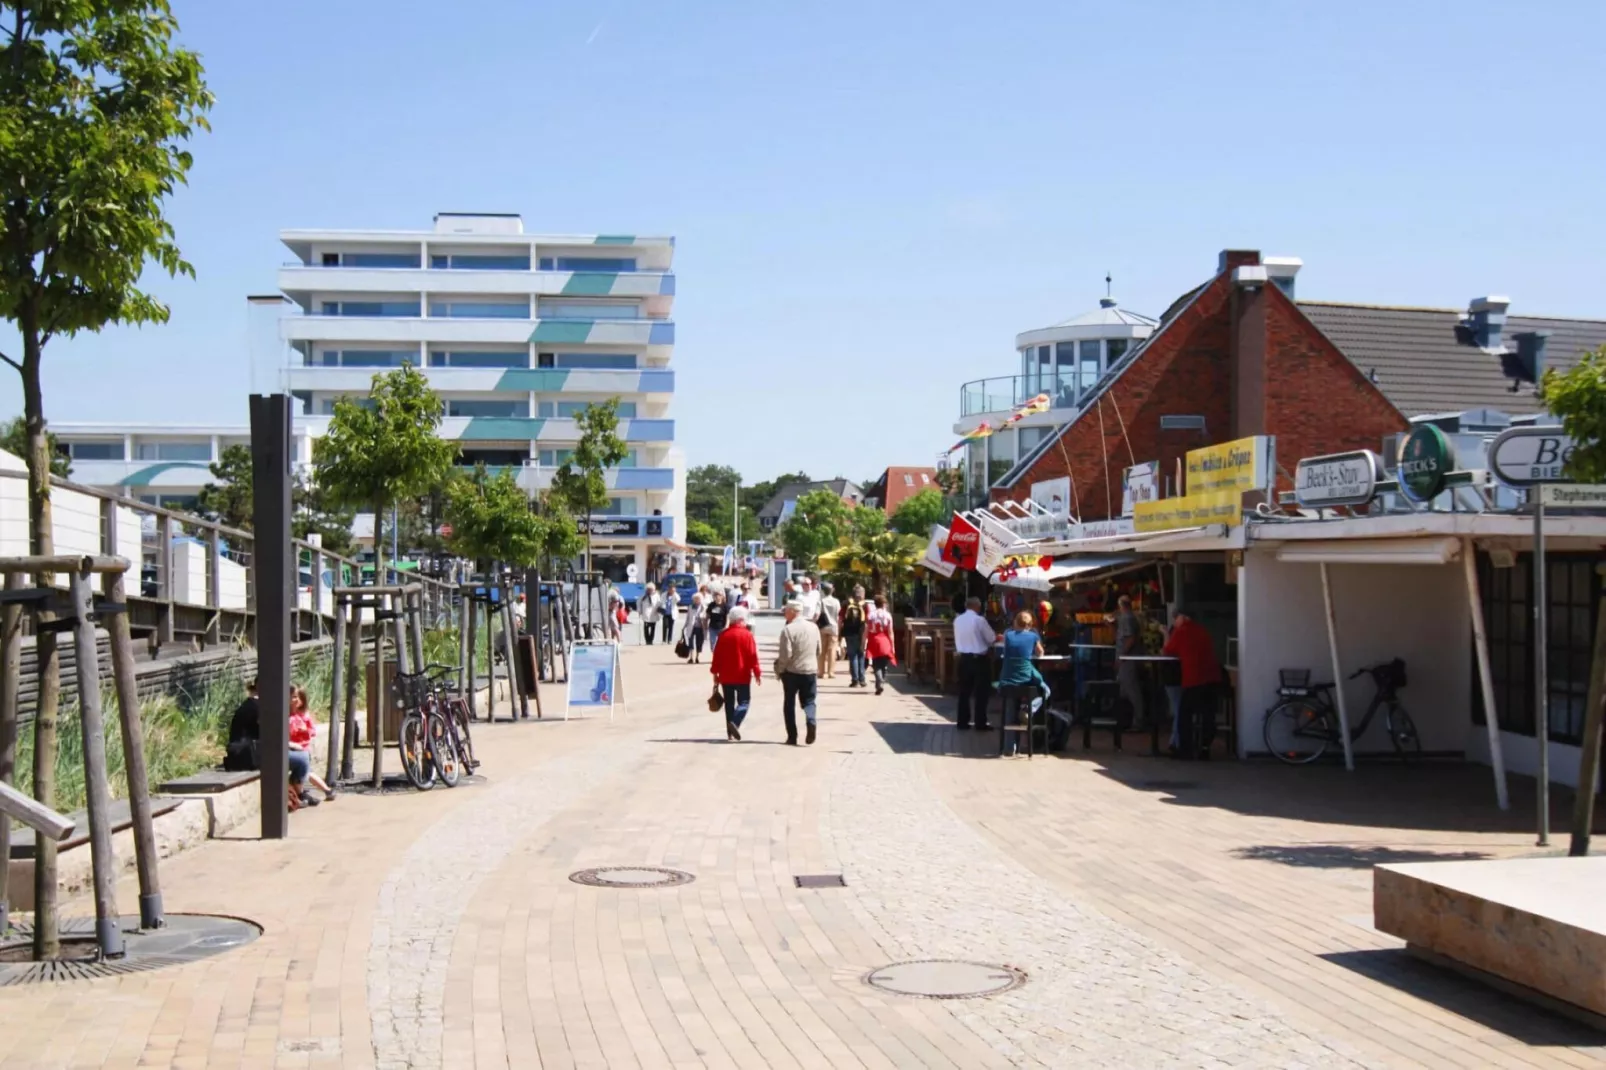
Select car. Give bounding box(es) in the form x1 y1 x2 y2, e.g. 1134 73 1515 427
614 581 645 610
661 573 698 603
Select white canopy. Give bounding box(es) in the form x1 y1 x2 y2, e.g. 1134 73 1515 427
992 554 1139 591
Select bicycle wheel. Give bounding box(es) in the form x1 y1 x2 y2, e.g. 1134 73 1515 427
1387 703 1423 762
1263 699 1333 764
398 713 435 790
429 712 463 788
450 700 479 769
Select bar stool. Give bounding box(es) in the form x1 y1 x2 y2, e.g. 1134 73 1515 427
910 633 936 684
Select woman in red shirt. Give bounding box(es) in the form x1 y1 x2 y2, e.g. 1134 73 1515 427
864 594 898 696
289 686 337 804
709 606 761 740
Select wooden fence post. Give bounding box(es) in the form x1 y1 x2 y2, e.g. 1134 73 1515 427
206 527 222 647
67 569 124 958
369 594 385 790
102 566 164 930
325 598 346 788
0 572 22 935
466 592 479 722
156 514 175 648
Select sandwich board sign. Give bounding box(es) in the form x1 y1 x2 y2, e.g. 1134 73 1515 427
566 640 619 722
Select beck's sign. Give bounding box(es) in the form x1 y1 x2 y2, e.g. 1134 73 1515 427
1489 426 1574 487
1294 450 1382 508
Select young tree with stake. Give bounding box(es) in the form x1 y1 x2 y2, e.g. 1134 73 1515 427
551 400 629 572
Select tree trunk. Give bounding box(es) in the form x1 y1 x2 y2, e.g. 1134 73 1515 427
372 496 387 585
21 314 60 959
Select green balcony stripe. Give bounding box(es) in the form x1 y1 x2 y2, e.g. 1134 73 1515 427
530 321 594 344
593 235 635 245
494 369 571 391
461 417 544 441
561 272 619 296
119 461 211 486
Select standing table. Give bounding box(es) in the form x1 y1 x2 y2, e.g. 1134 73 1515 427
1118 654 1179 756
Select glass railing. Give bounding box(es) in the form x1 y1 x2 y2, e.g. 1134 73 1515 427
959 369 1107 417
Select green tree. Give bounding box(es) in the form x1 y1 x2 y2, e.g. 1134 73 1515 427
292 474 356 557
687 463 741 524
1541 347 1606 854
531 491 587 573
444 466 545 568
842 529 925 596
550 399 628 572
890 488 946 536
776 489 851 570
1 415 68 476
197 444 254 529
313 365 457 582
686 518 720 546
848 503 887 540
744 469 811 516
0 0 211 958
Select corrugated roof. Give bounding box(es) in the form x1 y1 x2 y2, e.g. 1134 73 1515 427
1298 302 1606 418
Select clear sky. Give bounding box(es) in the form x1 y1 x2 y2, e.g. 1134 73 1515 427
2 0 1602 485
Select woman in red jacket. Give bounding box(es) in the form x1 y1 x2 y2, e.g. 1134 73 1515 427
710 605 762 740
864 593 898 696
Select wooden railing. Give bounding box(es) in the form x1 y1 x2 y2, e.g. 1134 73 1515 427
0 468 458 652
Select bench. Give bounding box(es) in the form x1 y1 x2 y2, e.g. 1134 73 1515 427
157 769 261 795
7 796 184 860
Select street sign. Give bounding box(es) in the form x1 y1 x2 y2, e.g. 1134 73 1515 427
1541 484 1606 508
1490 426 1574 487
1294 450 1382 508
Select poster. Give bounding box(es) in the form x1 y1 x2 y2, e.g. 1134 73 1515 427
1029 477 1072 518
1183 436 1271 495
566 641 618 719
1121 461 1159 515
922 524 957 577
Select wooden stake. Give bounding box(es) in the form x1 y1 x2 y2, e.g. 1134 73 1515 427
341 598 361 782
0 572 22 934
67 570 124 957
102 568 164 930
325 601 346 787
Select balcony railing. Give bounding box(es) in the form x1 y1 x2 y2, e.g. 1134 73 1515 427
960 369 1104 418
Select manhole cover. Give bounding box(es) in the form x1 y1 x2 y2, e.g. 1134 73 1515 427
864 959 1026 999
569 867 694 888
794 874 847 888
0 914 261 986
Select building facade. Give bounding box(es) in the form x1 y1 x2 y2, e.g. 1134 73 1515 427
48 423 315 511
276 212 684 580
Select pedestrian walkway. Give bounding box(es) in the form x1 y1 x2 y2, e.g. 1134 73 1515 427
0 631 1602 1068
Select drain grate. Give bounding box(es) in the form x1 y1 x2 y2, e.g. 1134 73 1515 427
794 874 847 888
864 959 1026 1000
0 914 261 986
569 866 695 889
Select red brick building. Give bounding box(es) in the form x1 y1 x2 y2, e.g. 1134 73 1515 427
991 250 1409 516
864 466 939 513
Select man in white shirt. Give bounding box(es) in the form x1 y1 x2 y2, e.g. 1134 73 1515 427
796 575 823 622
953 596 997 731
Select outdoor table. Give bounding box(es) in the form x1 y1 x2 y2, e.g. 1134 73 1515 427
1119 654 1179 756
990 651 1078 756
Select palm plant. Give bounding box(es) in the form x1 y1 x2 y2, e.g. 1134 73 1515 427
840 529 925 595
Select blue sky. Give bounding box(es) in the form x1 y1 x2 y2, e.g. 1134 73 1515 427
3 0 1602 485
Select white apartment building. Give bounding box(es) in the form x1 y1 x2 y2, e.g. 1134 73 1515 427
46 423 315 511
276 212 683 581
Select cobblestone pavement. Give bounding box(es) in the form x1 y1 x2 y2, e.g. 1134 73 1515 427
1 623 1603 1069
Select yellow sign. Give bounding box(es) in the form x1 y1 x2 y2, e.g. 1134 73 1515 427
1185 436 1268 494
1133 490 1243 533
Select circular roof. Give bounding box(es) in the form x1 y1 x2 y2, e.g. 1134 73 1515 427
1016 297 1158 348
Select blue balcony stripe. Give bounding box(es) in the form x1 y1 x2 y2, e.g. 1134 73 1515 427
648 322 675 345
612 468 676 490
561 272 619 296
494 369 571 391
594 235 636 245
623 419 674 442
530 321 594 344
461 417 545 441
638 370 675 393
659 274 676 296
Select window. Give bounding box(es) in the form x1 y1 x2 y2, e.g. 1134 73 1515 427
554 257 637 272
313 349 417 367
1476 552 1600 746
318 396 375 415
1053 342 1077 407
62 441 124 461
427 350 528 368
1108 338 1129 365
554 352 636 369
921 473 930 484
429 253 531 270
319 300 420 317
537 300 640 320
537 352 556 368
333 252 420 268
537 401 636 418
538 448 638 467
597 497 638 517
135 441 210 461
428 299 529 319
446 399 527 418
459 448 530 467
903 474 914 486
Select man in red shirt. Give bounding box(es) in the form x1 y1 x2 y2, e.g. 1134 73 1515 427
710 606 762 740
1161 610 1224 758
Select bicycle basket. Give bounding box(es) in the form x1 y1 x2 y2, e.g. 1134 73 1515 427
1379 658 1407 690
1279 668 1311 688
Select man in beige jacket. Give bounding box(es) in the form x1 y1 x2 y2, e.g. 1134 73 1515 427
775 601 822 745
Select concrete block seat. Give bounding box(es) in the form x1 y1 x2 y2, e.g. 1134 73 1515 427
1375 856 1606 1026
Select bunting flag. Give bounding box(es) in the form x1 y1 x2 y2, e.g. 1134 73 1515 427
944 421 995 454
1007 393 1051 422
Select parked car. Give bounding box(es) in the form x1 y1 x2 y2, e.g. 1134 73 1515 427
614 581 645 610
661 573 698 603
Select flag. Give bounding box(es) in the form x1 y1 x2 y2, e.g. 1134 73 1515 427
942 512 981 571
1008 393 1051 421
944 421 994 454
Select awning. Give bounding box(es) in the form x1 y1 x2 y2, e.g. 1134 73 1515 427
993 553 1139 590
1032 523 1229 557
1273 536 1461 566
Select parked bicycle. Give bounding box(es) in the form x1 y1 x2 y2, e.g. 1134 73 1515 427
395 663 479 790
1262 659 1421 764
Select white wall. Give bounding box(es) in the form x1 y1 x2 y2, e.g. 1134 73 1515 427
1239 549 1473 757
171 539 208 605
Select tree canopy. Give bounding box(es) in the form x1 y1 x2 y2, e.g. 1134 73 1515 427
1543 346 1606 481
313 365 457 577
444 465 546 567
196 443 356 555
551 399 629 567
890 488 946 536
776 489 851 569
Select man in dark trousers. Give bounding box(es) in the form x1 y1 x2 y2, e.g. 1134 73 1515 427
952 596 997 730
1162 609 1224 758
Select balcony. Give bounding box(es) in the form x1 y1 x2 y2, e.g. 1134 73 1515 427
285 366 674 395
278 264 674 300
66 458 215 490
959 369 1101 418
529 319 674 347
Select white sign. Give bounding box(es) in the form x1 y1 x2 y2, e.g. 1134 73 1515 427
565 641 619 722
921 523 957 577
1029 477 1072 518
1071 517 1135 540
973 510 1028 579
1294 450 1382 508
1541 484 1606 508
625 563 639 582
1490 426 1574 487
1121 462 1159 516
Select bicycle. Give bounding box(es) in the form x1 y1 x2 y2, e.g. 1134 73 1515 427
394 663 478 790
1262 659 1421 765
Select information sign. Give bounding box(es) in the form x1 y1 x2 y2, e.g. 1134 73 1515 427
1294 450 1382 508
566 641 619 721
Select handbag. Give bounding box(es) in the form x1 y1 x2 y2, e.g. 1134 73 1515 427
707 684 724 712
675 637 691 659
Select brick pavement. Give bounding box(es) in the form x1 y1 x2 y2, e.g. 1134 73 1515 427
0 629 1602 1068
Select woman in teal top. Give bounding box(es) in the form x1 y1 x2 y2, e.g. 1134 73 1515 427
999 611 1046 689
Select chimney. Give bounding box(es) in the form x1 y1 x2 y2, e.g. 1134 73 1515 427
1263 256 1303 299
1502 330 1549 387
1468 296 1510 350
1229 261 1268 440
1218 249 1261 274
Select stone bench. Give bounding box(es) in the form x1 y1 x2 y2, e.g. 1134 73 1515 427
1374 856 1606 1027
6 797 183 859
157 769 260 794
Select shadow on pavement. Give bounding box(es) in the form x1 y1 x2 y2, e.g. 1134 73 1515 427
649 737 790 746
1231 843 1490 869
1320 948 1606 1047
